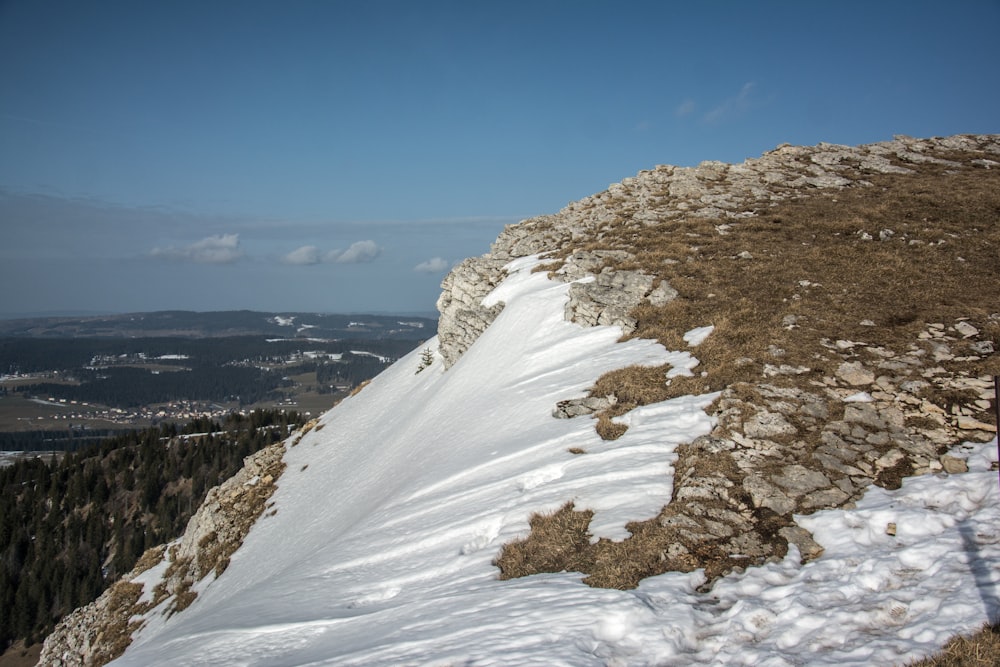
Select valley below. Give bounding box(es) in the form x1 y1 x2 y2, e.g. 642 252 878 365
0 310 435 454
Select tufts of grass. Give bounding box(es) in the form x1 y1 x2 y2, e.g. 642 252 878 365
595 414 629 441
590 363 675 414
93 581 146 665
908 624 1000 666
132 545 166 575
494 503 595 578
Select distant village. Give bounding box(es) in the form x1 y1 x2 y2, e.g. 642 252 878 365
29 396 249 427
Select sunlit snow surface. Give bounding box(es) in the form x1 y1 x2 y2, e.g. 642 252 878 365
116 257 1000 666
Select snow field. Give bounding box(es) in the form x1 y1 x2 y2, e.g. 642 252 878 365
114 256 1000 666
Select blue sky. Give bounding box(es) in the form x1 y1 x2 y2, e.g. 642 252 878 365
1 0 998 317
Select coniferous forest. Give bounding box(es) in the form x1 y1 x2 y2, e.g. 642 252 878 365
0 409 306 650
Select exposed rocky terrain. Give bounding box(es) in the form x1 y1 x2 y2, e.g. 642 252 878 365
438 134 999 364
442 133 1000 585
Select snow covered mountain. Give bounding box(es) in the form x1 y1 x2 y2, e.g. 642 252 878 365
42 135 1000 666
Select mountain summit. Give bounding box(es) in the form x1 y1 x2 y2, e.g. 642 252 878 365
43 135 1000 665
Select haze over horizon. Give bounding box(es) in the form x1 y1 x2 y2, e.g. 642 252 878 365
2 0 998 316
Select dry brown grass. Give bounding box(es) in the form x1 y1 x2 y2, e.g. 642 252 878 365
590 363 677 439
907 624 1000 666
290 417 319 447
494 445 787 588
132 545 167 575
88 581 146 666
591 363 676 413
580 157 1000 411
494 502 595 578
594 413 629 440
493 497 787 590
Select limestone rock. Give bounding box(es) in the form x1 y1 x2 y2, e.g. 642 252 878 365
970 340 995 355
647 280 680 306
837 361 875 386
555 250 633 281
553 395 617 419
954 321 979 338
436 256 508 368
779 526 825 562
956 416 997 432
743 410 797 439
564 269 676 334
940 455 969 474
744 474 795 515
771 465 832 496
801 487 851 510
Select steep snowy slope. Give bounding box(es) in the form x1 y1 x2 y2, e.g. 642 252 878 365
97 256 1000 666
112 257 715 664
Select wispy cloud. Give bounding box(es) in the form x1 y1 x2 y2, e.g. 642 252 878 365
151 234 244 264
414 257 451 274
703 82 757 124
675 99 696 117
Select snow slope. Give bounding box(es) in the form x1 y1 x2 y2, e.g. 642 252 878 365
114 257 1000 666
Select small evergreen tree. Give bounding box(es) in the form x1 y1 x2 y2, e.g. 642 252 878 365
415 348 434 374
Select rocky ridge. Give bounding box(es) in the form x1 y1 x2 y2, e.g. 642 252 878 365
437 134 999 366
441 133 1000 583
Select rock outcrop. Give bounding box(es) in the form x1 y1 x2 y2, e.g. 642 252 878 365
435 257 508 368
655 320 998 575
435 134 1000 366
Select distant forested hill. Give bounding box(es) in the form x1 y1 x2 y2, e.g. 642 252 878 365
0 310 436 340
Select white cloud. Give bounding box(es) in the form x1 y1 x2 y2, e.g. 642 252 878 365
279 240 382 266
703 82 757 124
326 240 381 264
151 233 244 264
414 257 451 273
282 245 321 265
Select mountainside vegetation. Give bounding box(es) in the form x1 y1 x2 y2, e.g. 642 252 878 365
0 409 305 651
